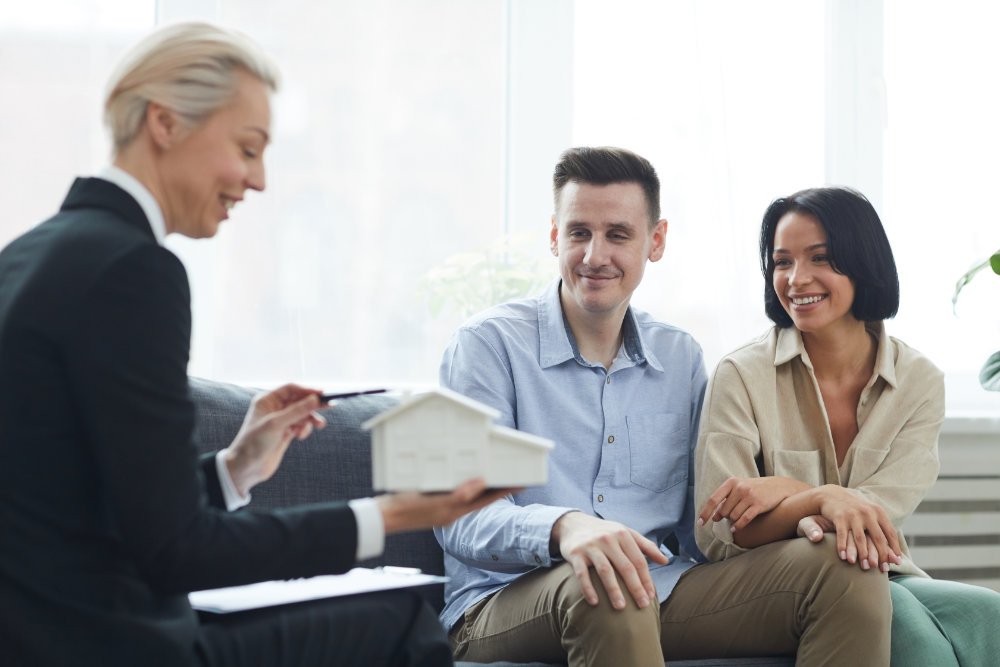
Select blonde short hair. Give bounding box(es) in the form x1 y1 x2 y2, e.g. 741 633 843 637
104 22 280 154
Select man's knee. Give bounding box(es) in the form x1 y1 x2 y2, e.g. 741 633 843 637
559 565 661 635
455 562 663 664
555 565 663 665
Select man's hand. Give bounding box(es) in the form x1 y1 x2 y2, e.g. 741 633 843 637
550 512 669 611
375 479 519 534
697 476 812 532
813 485 902 571
223 384 327 496
796 514 833 542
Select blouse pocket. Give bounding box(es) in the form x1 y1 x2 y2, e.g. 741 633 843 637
848 447 891 483
626 413 689 492
772 450 823 487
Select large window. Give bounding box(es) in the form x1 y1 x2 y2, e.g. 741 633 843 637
2 1 998 415
881 1 1000 414
568 0 824 375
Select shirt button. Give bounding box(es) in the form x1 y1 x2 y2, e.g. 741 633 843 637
534 555 542 564
597 494 605 502
606 376 611 384
491 554 499 561
607 435 614 444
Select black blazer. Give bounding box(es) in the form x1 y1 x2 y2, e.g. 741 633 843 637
0 179 358 666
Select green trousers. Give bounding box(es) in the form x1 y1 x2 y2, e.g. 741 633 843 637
890 575 1000 666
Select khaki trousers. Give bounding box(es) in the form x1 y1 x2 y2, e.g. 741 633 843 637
449 536 891 667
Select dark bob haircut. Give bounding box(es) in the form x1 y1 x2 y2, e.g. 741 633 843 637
759 186 899 328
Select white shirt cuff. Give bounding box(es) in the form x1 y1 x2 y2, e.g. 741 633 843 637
349 497 385 561
215 450 251 511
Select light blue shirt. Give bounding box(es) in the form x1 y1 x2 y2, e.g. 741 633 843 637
435 279 708 631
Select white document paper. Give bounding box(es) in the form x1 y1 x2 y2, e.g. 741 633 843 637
188 567 447 614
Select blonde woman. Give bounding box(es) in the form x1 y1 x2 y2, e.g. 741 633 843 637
0 23 506 666
695 186 1000 666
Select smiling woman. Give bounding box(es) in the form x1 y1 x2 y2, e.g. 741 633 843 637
0 21 511 666
105 26 276 238
760 187 899 337
116 69 271 238
771 212 858 336
695 186 1000 667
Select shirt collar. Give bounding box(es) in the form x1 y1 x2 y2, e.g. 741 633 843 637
97 165 167 245
537 278 659 371
773 321 897 388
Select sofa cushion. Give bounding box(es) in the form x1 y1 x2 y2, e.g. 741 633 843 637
188 378 446 581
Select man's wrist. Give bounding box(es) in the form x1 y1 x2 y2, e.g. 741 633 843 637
549 510 580 557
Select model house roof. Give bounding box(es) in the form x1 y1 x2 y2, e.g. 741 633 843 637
361 386 501 430
490 424 554 451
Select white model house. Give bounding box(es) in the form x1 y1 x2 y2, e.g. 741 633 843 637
362 387 553 491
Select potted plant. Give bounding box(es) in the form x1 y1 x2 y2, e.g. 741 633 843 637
953 250 1000 390
418 233 552 319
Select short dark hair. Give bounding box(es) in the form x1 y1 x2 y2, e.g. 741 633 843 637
759 186 899 328
552 146 660 225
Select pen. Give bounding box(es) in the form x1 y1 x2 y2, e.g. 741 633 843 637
318 388 388 403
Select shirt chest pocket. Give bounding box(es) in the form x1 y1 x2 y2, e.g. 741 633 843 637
772 450 823 487
625 413 689 492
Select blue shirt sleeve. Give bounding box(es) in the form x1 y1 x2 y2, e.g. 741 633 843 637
436 326 578 570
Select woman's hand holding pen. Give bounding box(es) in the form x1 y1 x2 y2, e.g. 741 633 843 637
223 384 327 497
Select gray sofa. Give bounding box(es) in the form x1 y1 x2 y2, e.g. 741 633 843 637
190 377 794 667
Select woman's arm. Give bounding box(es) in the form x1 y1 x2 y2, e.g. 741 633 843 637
695 354 906 568
806 346 945 568
694 358 801 560
732 484 901 567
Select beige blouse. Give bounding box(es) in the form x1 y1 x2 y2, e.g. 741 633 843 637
694 323 945 577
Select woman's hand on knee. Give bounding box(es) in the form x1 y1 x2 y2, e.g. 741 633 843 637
798 513 892 573
815 485 902 570
842 532 895 573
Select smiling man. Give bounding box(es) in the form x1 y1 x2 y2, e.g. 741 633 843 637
434 147 894 666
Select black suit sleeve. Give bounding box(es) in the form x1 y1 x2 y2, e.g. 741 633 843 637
200 452 226 510
66 243 358 594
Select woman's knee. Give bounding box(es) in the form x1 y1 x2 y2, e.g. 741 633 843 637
888 580 959 667
784 535 891 617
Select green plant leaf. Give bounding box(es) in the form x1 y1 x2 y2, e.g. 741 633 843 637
980 351 1000 391
991 251 1000 275
952 258 992 313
